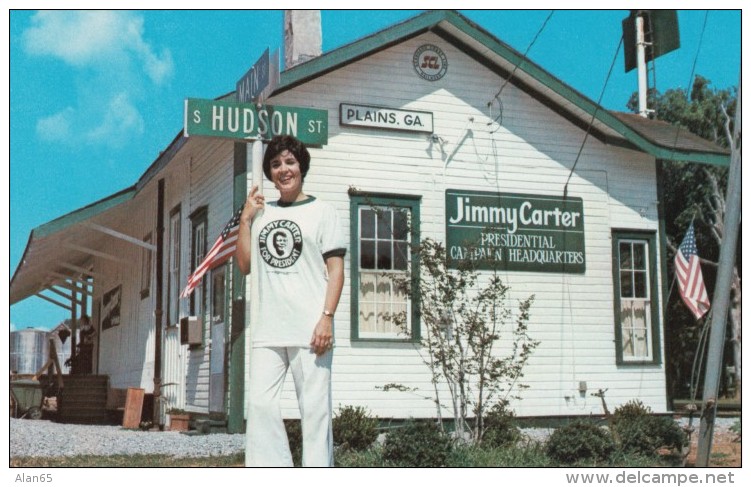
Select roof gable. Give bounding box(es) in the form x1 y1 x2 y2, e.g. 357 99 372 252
274 10 729 166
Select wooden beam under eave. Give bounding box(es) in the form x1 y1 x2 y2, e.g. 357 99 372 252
48 286 85 305
81 222 156 252
47 275 93 296
63 242 128 264
60 262 101 279
35 293 73 311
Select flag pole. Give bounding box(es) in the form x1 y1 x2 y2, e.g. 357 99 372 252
695 77 741 467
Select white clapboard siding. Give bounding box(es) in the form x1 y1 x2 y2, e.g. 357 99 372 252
232 31 670 419
181 139 235 412
94 164 183 391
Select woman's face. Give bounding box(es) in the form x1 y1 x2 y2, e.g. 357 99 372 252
269 150 303 196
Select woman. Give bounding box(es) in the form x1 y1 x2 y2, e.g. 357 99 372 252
235 135 346 467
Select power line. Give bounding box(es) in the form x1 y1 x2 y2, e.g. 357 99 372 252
562 34 624 197
488 11 554 131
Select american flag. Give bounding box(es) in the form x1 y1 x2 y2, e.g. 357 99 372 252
180 206 243 298
674 222 710 320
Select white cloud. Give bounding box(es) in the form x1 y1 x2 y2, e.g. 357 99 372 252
36 107 75 142
23 11 172 147
22 11 173 85
86 92 144 144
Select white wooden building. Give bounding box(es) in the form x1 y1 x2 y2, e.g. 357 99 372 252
10 11 729 431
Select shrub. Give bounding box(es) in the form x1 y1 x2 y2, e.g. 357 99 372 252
284 419 302 466
481 402 521 448
730 420 741 441
612 400 687 457
545 420 614 464
333 405 379 451
382 420 453 467
616 416 686 457
613 399 651 421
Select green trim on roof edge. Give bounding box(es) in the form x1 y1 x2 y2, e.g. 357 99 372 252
33 186 137 239
442 11 729 166
278 10 447 91
275 10 729 167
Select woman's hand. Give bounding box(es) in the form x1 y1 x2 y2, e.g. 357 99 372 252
240 185 265 225
310 315 333 356
235 185 264 275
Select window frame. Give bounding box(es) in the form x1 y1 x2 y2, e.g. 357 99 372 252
167 206 182 327
350 192 421 342
189 207 208 317
188 206 208 347
140 232 153 299
611 229 661 365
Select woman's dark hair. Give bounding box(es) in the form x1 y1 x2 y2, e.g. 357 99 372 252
262 135 311 181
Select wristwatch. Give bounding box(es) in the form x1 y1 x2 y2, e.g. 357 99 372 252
322 310 334 317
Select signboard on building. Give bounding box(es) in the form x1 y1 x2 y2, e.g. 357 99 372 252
101 285 122 330
446 189 585 273
340 103 433 133
184 98 328 145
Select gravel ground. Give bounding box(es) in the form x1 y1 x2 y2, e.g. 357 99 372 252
10 418 246 458
10 416 738 459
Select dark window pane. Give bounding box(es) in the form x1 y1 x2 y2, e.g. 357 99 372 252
393 210 409 240
377 211 392 239
633 243 646 270
394 242 408 270
620 243 632 270
377 241 392 269
620 271 633 298
361 241 375 269
361 209 376 239
634 271 647 298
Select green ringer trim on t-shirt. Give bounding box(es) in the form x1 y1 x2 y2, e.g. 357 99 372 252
323 248 347 259
277 195 317 208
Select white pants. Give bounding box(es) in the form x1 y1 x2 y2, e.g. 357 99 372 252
245 346 333 467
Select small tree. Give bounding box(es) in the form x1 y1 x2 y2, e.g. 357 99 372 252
387 238 538 444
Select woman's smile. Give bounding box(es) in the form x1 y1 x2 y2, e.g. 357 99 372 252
270 150 303 200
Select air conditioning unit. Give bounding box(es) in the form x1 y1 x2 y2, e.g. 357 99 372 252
180 316 202 346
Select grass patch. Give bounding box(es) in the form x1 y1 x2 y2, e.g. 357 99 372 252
10 446 684 468
10 453 244 468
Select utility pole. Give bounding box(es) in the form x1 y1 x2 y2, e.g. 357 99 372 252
635 11 650 117
695 77 741 467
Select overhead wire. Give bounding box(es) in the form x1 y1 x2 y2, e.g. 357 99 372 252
667 10 709 161
562 34 623 198
487 11 554 132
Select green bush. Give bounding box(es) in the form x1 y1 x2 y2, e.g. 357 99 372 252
284 419 302 466
481 402 522 448
613 399 651 421
730 420 741 441
382 420 453 467
333 405 379 451
612 400 687 457
545 420 615 464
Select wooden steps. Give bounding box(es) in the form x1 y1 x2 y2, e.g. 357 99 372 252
57 375 110 424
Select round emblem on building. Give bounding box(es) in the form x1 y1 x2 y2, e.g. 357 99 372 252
259 220 303 268
413 44 448 81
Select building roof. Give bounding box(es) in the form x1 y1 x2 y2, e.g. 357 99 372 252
276 10 729 166
10 9 731 307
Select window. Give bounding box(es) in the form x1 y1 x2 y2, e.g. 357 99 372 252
167 208 181 326
189 207 208 317
212 266 226 325
350 193 420 340
140 233 152 299
612 231 661 364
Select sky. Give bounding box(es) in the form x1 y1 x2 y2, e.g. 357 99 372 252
5 9 742 332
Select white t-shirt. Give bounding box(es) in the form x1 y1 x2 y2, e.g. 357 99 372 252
250 196 346 347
